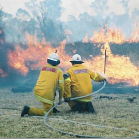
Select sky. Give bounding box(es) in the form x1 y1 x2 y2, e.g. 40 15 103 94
0 0 30 15
1 0 139 22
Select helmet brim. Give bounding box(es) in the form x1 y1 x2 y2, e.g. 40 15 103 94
70 61 84 63
47 58 58 61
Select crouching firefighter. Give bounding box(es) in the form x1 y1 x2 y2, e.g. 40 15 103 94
64 54 106 113
21 52 64 117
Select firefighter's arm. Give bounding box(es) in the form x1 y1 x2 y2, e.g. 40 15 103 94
58 70 64 104
88 69 105 82
63 73 71 102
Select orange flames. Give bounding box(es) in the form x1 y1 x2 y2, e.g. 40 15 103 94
90 27 125 44
8 34 71 75
82 34 88 43
5 22 139 86
83 43 139 86
129 21 139 42
90 22 139 43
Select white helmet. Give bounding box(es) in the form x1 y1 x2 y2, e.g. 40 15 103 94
70 54 84 63
47 53 59 61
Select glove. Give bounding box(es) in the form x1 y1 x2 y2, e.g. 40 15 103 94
103 78 107 82
64 98 71 102
63 73 70 79
99 72 106 78
98 72 106 81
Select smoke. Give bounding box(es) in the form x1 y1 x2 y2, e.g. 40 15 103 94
2 0 139 43
61 0 139 42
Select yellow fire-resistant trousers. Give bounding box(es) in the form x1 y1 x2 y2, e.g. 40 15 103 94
28 103 53 116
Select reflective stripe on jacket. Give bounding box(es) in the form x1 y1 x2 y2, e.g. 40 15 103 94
34 63 64 104
64 64 104 102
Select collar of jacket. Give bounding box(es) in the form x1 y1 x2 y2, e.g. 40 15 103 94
47 63 58 67
72 64 82 67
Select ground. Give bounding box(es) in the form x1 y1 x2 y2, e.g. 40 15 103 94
0 88 139 138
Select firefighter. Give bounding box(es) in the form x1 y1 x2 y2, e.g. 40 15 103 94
21 52 64 117
64 54 106 113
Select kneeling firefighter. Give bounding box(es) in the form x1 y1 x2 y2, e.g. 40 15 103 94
21 52 64 117
64 54 106 113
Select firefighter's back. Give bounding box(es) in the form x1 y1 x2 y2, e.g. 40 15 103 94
34 64 61 101
67 64 93 98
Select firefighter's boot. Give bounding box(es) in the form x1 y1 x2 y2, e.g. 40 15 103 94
53 107 60 113
86 102 95 113
21 106 30 117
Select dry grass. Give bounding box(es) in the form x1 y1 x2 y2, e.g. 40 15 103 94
0 88 139 138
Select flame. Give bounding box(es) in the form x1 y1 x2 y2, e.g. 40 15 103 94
90 27 125 44
6 23 139 86
102 43 139 86
89 22 139 43
81 23 139 86
129 21 139 42
82 34 88 43
8 34 71 75
82 42 139 86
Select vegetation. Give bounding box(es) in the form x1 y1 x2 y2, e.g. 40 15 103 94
0 88 139 138
0 0 65 44
65 41 139 67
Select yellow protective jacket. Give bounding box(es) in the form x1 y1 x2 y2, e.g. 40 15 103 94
34 63 64 105
64 64 104 102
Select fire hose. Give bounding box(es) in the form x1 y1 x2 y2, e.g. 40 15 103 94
1 82 139 137
44 50 139 138
43 80 139 138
